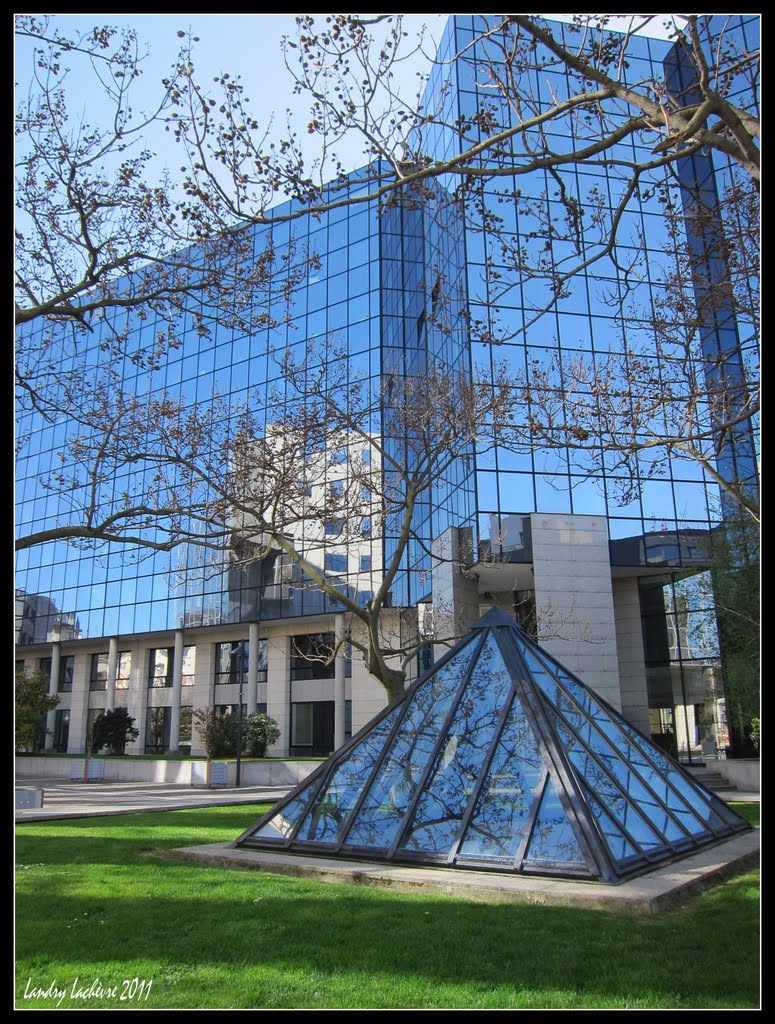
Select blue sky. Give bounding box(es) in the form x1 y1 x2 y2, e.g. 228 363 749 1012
15 13 448 183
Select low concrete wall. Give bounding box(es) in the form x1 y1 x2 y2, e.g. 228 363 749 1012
714 758 760 793
16 787 43 809
15 756 324 787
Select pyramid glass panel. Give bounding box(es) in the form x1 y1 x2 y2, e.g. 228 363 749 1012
585 792 642 866
457 694 546 863
522 777 588 869
250 783 320 842
236 610 752 882
617 721 733 833
294 705 403 845
342 635 481 851
400 634 514 855
546 707 666 853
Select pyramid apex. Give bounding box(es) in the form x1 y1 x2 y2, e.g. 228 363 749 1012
473 606 521 630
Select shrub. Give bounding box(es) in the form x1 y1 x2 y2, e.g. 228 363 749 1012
15 668 59 753
90 707 139 755
241 712 281 757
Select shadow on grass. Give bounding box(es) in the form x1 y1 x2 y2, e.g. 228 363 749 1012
16 860 760 1006
15 806 269 866
15 806 760 1007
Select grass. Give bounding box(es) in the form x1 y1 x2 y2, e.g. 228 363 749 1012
15 803 760 1010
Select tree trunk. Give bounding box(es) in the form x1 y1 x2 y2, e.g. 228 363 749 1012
365 642 406 704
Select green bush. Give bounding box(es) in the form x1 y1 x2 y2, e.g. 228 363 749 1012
90 707 139 755
240 712 281 757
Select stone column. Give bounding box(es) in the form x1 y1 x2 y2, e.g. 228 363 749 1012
106 636 119 712
67 653 92 754
127 643 149 754
430 526 479 662
531 512 622 710
247 622 259 715
44 642 61 751
169 631 184 753
266 634 290 756
334 614 347 750
613 577 651 735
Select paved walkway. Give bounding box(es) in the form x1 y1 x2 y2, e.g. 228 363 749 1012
15 777 289 822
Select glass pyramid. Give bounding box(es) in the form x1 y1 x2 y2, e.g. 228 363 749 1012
236 609 751 882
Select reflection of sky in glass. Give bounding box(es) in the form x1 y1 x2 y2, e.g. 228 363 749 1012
523 778 585 867
458 695 545 862
343 636 479 850
618 721 725 832
253 789 316 841
295 706 401 844
401 634 513 854
525 636 690 846
663 575 721 660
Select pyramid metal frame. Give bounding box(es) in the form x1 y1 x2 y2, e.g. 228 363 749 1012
236 609 751 883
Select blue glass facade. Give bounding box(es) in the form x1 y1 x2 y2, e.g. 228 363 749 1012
15 16 758 760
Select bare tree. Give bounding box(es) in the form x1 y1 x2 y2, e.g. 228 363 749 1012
15 16 317 424
15 332 518 699
17 15 759 518
180 14 758 518
16 14 759 697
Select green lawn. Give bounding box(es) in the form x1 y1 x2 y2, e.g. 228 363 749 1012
15 803 760 1010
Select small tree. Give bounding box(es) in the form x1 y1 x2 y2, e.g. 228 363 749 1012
710 512 760 757
241 713 281 758
90 707 139 755
15 668 59 753
193 707 231 760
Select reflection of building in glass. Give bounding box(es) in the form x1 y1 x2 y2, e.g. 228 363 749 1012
16 590 82 644
15 16 758 761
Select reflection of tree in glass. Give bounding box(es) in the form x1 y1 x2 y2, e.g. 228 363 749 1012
549 711 663 851
298 707 400 843
458 697 545 861
402 636 513 853
527 645 698 838
549 703 684 842
619 721 723 832
523 781 585 865
585 791 640 864
254 793 311 840
344 639 478 848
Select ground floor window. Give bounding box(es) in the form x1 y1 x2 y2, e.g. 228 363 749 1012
90 653 109 691
181 645 196 687
115 651 132 690
86 708 103 752
58 655 74 693
146 706 171 753
148 648 174 688
179 706 192 754
53 708 70 753
290 700 351 757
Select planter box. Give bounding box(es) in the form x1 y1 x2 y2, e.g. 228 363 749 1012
190 761 227 788
713 758 760 793
69 758 105 782
17 755 323 787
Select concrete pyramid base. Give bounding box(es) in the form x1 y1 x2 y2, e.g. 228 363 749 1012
169 827 759 915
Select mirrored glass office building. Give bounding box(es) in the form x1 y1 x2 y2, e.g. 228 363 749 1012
15 15 758 763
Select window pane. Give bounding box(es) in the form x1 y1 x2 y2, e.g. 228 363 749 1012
344 635 480 850
401 634 513 854
458 695 545 863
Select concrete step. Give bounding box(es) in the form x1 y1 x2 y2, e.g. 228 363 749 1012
684 766 736 792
